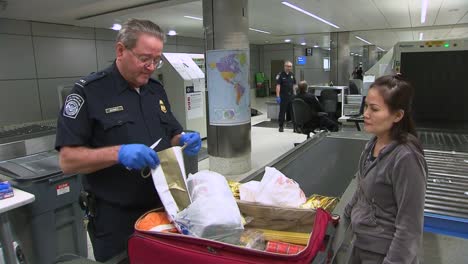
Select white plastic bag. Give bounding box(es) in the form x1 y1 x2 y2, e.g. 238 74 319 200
175 170 244 244
239 181 261 202
254 167 306 208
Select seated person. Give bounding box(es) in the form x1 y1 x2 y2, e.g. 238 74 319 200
349 81 360 94
294 81 339 132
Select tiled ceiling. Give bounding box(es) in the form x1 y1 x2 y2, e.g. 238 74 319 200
1 0 467 51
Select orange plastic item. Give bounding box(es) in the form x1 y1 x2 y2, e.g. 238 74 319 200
136 212 178 233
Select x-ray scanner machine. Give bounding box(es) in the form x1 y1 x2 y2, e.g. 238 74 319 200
158 53 207 138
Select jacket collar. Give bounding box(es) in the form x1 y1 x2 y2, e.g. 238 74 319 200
360 136 399 178
109 61 155 95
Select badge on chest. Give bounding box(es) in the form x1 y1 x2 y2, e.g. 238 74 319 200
105 106 124 114
159 100 167 113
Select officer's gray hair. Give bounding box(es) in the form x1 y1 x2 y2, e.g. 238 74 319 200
298 81 308 94
116 19 166 49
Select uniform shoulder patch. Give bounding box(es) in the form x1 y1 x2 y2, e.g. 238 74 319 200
75 71 107 88
276 74 280 80
63 93 84 119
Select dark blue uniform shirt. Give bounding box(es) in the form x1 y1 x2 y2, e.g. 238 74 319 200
55 62 183 208
276 71 296 96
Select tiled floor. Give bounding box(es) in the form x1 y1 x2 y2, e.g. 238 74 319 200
198 95 309 182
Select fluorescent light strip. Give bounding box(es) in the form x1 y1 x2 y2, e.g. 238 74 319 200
281 2 339 29
377 47 385 51
249 28 271 34
284 39 291 43
419 32 424 40
355 36 372 45
111 23 122 31
421 0 428 24
184 15 203 21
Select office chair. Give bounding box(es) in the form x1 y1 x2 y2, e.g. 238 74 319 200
320 90 338 120
348 81 360 95
291 98 322 139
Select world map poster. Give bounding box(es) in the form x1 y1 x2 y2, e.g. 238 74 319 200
206 49 250 126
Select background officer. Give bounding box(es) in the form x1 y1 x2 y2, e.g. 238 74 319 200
276 60 296 132
55 19 201 261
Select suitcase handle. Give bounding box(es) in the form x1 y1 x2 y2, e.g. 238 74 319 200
311 222 336 264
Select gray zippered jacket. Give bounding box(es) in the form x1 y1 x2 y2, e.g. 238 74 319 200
344 136 428 264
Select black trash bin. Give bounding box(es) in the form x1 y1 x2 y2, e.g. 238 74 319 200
0 151 87 264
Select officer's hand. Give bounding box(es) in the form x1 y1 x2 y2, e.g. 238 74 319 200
180 132 202 156
276 97 281 104
118 144 160 170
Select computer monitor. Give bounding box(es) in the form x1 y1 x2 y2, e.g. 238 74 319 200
349 96 366 117
358 96 366 115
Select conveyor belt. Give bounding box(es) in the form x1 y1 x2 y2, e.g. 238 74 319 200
0 124 55 139
419 130 468 152
0 120 56 144
424 150 468 219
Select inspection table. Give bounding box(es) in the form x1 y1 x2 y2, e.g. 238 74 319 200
0 188 35 263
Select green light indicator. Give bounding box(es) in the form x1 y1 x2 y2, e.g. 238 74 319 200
444 43 450 48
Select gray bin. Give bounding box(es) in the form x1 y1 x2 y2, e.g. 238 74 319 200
0 151 87 264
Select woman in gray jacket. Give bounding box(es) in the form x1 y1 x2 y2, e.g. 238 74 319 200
344 74 428 264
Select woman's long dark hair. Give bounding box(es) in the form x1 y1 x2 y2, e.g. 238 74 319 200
369 74 423 153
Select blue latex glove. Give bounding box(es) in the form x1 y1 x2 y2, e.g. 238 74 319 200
118 144 159 170
276 97 281 104
180 132 202 156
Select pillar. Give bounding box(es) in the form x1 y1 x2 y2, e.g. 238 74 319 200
203 0 251 175
363 45 378 71
330 32 352 86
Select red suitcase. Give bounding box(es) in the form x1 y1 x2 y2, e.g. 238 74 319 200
128 208 333 264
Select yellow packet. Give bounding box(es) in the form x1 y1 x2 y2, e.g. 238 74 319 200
300 194 339 212
228 180 241 199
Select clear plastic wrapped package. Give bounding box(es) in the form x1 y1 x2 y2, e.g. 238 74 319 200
239 229 265 250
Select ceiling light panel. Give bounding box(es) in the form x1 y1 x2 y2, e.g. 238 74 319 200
184 15 203 21
249 28 271 34
355 36 372 44
281 1 340 29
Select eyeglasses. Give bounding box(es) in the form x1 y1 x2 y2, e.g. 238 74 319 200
393 73 405 80
127 49 164 69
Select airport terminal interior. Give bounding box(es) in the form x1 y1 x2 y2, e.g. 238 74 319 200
0 0 468 263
